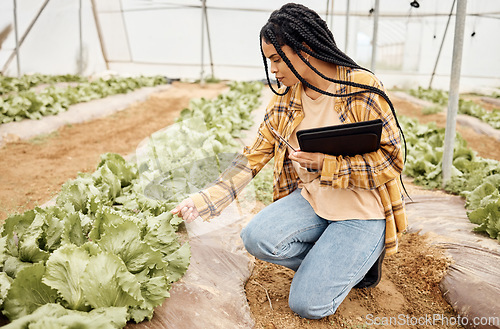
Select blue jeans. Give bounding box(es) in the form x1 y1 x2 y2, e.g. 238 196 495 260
240 189 385 319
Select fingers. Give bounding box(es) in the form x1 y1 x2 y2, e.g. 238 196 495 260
171 198 199 222
182 205 199 223
290 151 310 161
180 206 193 217
289 151 311 165
171 200 187 214
289 151 324 170
185 211 198 223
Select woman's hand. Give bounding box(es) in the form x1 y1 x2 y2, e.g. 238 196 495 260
171 198 199 223
289 150 325 171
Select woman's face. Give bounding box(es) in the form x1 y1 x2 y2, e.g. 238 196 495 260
261 39 309 87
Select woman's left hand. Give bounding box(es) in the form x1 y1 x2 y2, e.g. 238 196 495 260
289 150 325 171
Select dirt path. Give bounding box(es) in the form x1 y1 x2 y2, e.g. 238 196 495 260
1 86 498 328
246 232 458 329
0 82 227 221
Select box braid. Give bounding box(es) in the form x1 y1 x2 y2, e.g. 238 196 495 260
260 3 411 199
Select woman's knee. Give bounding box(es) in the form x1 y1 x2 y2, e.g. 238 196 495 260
240 225 257 255
288 290 337 320
240 223 272 258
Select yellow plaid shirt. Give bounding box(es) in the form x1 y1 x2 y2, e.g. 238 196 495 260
191 66 408 255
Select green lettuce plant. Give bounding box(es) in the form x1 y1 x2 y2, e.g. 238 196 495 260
0 80 264 328
408 87 500 128
401 116 500 241
0 75 167 124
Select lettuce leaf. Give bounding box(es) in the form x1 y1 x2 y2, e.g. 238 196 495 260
164 242 190 283
97 220 164 274
0 272 12 308
42 244 91 311
80 252 143 309
2 263 58 320
3 303 127 329
144 213 181 257
98 153 138 187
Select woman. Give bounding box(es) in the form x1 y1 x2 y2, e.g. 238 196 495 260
172 3 407 320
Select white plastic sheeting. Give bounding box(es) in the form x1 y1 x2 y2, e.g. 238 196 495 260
0 0 106 75
0 0 500 90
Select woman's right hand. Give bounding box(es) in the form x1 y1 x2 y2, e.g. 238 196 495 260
171 198 199 223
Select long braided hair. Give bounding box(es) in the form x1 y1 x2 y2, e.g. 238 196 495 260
260 3 410 197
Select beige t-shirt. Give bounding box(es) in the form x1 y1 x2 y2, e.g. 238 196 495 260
288 83 385 220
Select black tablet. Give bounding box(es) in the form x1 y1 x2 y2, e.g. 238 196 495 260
296 119 383 156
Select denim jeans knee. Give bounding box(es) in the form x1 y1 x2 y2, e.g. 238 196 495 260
288 295 334 320
239 189 328 271
239 225 264 259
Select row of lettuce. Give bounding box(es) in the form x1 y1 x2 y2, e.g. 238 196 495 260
405 87 500 241
0 74 168 124
0 78 497 327
401 116 500 242
0 81 263 328
408 87 500 129
0 74 87 95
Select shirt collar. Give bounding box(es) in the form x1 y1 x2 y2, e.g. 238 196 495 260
287 66 348 112
287 82 303 112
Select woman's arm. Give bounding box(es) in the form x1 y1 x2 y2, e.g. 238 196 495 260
319 91 404 190
173 94 281 222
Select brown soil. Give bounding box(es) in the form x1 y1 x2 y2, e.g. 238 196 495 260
245 233 458 329
0 82 227 220
1 86 498 328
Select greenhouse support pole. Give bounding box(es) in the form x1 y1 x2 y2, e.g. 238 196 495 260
200 0 206 85
203 3 214 78
78 0 83 74
345 0 350 53
13 0 21 77
442 0 467 187
428 0 456 89
329 0 334 32
325 0 330 21
370 0 380 72
3 0 50 75
90 0 110 70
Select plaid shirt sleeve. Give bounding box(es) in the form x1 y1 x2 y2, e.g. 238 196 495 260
190 94 280 221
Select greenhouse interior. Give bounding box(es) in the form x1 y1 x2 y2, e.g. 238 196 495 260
0 0 499 328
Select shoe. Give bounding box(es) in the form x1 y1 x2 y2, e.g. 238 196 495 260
354 248 386 289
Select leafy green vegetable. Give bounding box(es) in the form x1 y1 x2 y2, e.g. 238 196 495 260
81 252 144 309
0 75 167 124
0 73 86 95
3 263 59 320
3 303 127 329
468 198 500 241
401 115 500 241
97 220 164 274
408 87 500 128
43 244 91 311
0 272 12 308
0 81 264 326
